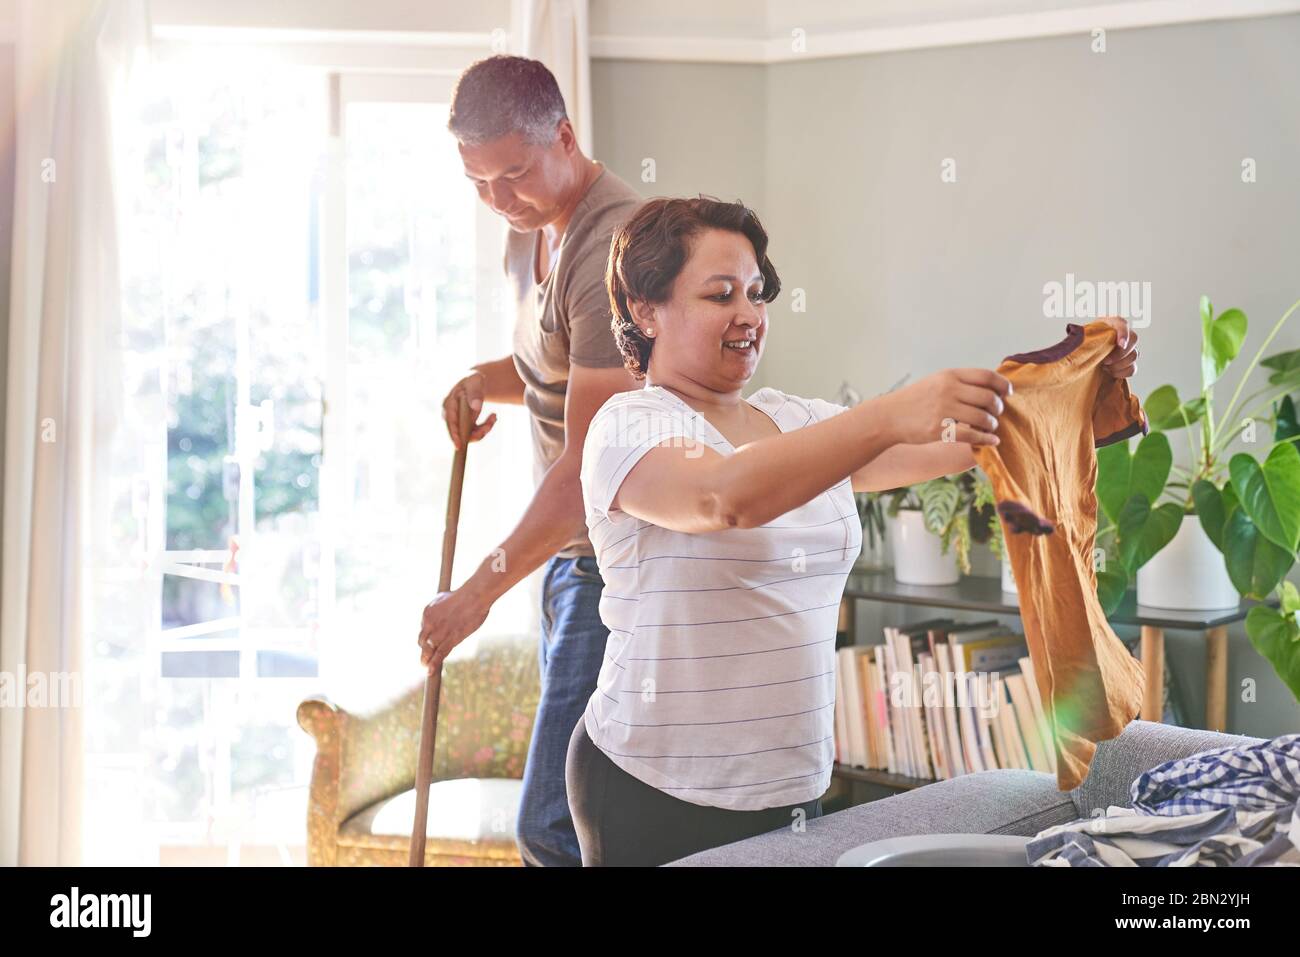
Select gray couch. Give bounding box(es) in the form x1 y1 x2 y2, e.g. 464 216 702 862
664 720 1265 866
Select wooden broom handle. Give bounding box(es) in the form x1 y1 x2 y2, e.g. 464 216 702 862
409 392 474 866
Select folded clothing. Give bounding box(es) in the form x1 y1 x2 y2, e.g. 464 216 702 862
1027 733 1300 866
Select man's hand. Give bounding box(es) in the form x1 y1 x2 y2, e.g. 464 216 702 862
441 370 498 450
1100 316 1138 379
417 586 490 672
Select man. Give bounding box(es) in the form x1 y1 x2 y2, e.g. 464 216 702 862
416 55 642 867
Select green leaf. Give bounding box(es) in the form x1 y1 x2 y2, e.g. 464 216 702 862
1222 481 1240 518
1200 296 1216 391
1096 566 1129 617
1169 397 1206 431
1276 395 1299 444
1209 307 1248 374
1222 507 1294 598
1130 432 1173 506
1266 367 1300 392
1245 604 1300 702
1096 441 1133 526
1143 384 1180 424
918 478 960 535
1191 479 1227 550
1144 385 1205 431
1280 580 1300 616
1117 495 1184 573
1261 347 1300 376
1228 445 1300 552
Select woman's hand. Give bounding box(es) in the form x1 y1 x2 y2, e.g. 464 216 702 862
885 368 1012 447
441 370 497 450
1100 316 1138 379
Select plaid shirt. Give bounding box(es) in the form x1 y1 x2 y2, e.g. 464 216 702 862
1027 733 1300 866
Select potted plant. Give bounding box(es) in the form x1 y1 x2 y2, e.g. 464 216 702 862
1095 295 1300 699
972 470 1014 592
853 490 890 571
863 470 991 585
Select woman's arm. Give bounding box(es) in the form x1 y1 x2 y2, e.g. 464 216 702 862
850 440 977 492
611 367 1007 532
613 393 907 533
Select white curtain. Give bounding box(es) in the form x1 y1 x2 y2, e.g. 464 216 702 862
0 0 148 867
513 0 593 155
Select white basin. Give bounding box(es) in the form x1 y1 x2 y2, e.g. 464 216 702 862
836 833 1032 866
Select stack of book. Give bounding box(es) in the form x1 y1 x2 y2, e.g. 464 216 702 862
833 618 1060 779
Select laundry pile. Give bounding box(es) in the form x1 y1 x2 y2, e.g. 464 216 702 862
1027 733 1300 866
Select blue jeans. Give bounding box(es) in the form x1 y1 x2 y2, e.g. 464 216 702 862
515 554 608 867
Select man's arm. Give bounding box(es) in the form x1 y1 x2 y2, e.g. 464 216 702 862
460 364 640 597
470 355 527 405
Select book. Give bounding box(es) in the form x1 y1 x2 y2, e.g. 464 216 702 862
970 669 1000 771
1018 654 1057 776
954 671 986 773
993 677 1032 769
934 641 966 776
835 646 873 767
873 645 896 775
918 650 952 780
857 654 878 768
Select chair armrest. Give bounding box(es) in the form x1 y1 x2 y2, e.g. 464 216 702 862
296 634 541 862
1069 720 1266 816
296 696 345 866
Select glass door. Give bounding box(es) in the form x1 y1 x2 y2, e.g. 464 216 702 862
96 58 537 866
320 74 536 706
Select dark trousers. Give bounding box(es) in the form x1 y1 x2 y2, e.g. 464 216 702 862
564 717 824 866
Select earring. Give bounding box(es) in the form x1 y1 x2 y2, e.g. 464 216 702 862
644 326 656 338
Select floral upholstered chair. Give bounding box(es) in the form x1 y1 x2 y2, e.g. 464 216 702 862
296 634 540 866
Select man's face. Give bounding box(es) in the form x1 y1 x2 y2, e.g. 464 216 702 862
458 128 573 232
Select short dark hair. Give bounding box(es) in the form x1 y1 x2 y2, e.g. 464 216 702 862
448 55 568 146
605 197 781 380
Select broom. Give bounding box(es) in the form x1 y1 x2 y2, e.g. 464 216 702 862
409 392 474 867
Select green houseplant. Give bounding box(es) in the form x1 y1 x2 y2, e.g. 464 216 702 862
1094 295 1300 699
857 469 997 579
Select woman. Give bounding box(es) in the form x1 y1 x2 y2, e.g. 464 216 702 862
566 197 1139 866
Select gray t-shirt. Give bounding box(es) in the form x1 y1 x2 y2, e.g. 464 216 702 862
505 165 642 558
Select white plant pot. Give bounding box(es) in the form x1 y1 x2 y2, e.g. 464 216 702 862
891 509 960 586
1001 557 1017 595
1136 517 1240 611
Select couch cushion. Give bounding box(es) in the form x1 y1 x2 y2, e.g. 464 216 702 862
1068 721 1266 818
339 778 522 862
665 769 1076 866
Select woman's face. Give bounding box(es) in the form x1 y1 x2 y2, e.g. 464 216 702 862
643 228 768 392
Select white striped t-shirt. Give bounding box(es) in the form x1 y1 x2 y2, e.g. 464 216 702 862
579 385 862 810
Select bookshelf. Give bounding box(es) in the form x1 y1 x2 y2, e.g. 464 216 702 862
829 570 1275 801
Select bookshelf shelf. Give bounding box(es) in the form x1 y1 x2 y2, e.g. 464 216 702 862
838 569 1274 764
843 569 1270 630
830 764 930 790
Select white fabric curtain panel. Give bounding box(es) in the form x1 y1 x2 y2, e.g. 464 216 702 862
0 0 148 866
513 0 593 155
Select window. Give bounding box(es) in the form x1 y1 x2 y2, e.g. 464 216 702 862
92 56 535 865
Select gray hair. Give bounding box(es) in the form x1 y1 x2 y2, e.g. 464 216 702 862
448 55 568 147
